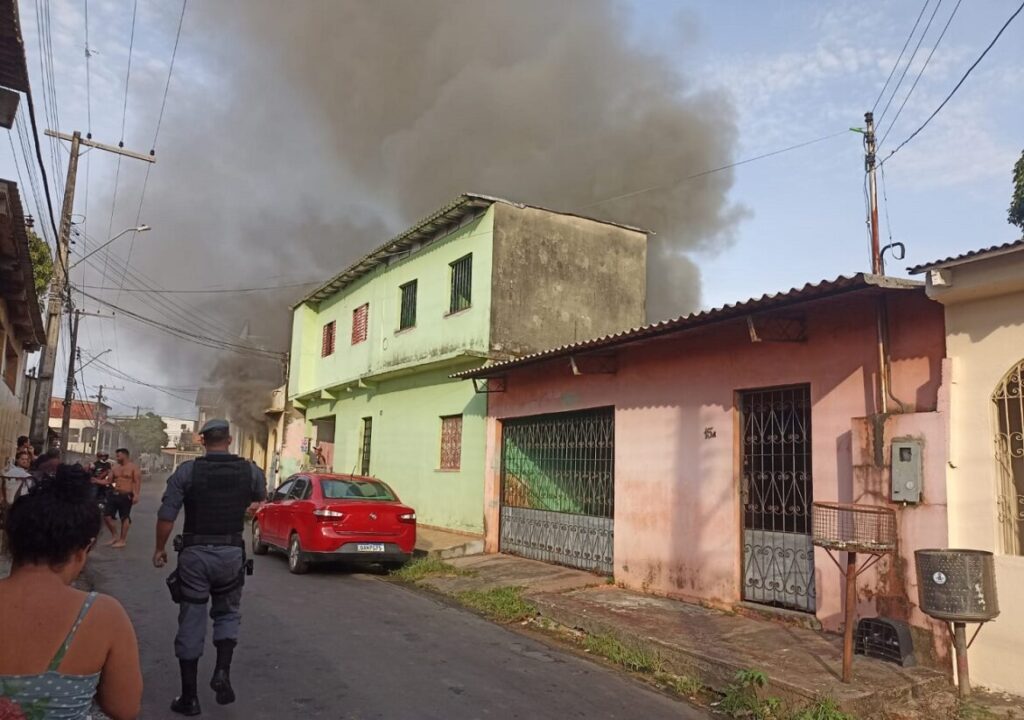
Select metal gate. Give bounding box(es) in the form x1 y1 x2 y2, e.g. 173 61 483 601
500 408 614 574
994 359 1024 556
740 386 816 612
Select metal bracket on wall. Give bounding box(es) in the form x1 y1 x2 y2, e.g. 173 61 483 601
569 354 618 375
747 313 807 343
472 377 507 394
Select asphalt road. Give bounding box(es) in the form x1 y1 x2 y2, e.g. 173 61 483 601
84 478 708 719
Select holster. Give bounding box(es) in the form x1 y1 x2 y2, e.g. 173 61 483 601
166 569 184 604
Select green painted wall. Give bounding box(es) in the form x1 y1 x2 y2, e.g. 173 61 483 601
289 208 495 399
303 367 486 533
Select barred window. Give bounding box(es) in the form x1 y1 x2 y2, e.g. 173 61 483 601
449 254 472 314
360 417 373 476
321 321 336 357
440 415 463 470
399 280 417 330
352 303 369 345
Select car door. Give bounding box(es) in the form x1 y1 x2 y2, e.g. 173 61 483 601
281 476 311 542
262 478 295 545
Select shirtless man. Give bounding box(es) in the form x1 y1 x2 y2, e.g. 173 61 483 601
107 448 141 548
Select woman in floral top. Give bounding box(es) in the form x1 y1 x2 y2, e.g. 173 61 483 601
0 465 142 719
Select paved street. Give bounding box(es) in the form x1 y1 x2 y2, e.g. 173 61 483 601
83 480 707 719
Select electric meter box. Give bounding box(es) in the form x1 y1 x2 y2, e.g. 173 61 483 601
891 439 923 503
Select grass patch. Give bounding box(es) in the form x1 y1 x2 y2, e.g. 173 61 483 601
455 586 537 623
790 697 853 720
390 555 474 582
718 669 784 720
583 632 663 674
958 702 1001 720
653 670 703 697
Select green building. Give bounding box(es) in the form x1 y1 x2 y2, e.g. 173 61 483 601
287 194 647 533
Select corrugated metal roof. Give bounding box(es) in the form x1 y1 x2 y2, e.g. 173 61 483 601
452 273 922 380
0 0 30 92
294 193 648 308
907 238 1024 274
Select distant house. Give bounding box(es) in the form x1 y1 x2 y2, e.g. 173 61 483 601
459 273 955 665
286 193 649 533
0 179 44 464
161 416 198 449
910 239 1024 694
48 398 114 455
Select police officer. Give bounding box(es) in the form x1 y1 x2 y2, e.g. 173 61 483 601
153 419 266 716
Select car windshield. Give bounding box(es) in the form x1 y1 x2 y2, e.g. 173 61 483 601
320 478 396 501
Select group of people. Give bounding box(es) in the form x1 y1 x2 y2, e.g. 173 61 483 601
0 419 267 719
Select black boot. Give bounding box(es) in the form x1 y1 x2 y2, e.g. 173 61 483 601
170 658 201 716
210 639 236 705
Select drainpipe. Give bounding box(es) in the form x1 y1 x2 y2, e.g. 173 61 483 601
876 295 907 415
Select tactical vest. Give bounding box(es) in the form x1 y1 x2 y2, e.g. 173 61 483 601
183 454 253 535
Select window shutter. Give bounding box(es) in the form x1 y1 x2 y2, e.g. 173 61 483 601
352 304 369 344
440 415 463 470
321 321 336 357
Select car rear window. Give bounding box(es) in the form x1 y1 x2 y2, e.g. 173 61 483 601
320 479 396 501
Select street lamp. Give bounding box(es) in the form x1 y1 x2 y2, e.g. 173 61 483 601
70 225 151 270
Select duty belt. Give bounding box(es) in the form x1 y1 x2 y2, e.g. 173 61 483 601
180 533 245 549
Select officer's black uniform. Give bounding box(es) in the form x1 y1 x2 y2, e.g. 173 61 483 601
158 419 266 716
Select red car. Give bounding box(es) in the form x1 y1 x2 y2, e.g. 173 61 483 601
252 473 416 574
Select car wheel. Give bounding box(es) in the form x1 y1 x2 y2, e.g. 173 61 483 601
251 521 268 556
288 533 309 575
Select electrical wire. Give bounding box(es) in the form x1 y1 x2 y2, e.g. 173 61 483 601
880 164 896 249
881 1 1024 166
84 0 92 136
82 355 197 404
577 129 852 211
24 84 61 242
77 281 321 294
120 0 138 144
872 0 932 114
877 0 946 125
152 0 187 151
879 0 964 148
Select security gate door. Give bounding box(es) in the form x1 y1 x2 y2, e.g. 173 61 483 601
500 408 614 574
740 386 816 612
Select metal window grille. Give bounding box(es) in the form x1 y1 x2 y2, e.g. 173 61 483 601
994 359 1024 555
399 281 417 330
440 415 462 470
500 408 614 518
351 304 369 345
321 321 335 357
360 417 372 476
449 254 472 314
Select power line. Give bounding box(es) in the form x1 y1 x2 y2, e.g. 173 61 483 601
577 129 852 211
152 0 188 150
877 0 946 125
83 355 197 404
882 1 1024 166
83 0 92 136
872 0 932 114
879 0 964 148
120 0 139 143
24 81 61 242
76 281 320 294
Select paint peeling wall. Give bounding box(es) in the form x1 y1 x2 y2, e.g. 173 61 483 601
481 290 948 646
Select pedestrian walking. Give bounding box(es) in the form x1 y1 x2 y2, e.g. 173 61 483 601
152 419 266 716
90 451 115 541
107 449 141 548
0 464 143 720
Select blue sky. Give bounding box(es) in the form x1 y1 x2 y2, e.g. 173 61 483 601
2 1 1022 417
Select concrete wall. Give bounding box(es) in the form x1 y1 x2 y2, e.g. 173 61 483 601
289 209 494 399
926 251 1024 694
0 297 29 466
489 204 647 356
481 290 948 646
303 366 486 533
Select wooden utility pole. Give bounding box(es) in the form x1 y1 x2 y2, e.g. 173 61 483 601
28 130 155 448
864 112 883 275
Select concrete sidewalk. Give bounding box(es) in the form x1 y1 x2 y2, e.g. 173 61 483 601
415 525 484 559
419 553 975 719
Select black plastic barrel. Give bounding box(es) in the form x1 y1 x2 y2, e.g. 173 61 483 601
915 549 999 622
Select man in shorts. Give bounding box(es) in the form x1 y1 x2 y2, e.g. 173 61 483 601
91 452 115 540
108 447 141 548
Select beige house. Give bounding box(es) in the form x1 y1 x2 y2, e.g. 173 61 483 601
0 180 44 465
911 238 1024 695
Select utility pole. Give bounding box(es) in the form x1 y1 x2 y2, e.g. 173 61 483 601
28 130 155 448
59 309 81 452
864 111 883 275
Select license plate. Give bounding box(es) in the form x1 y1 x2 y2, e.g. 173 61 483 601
356 543 385 552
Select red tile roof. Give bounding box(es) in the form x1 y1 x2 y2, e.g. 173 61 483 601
49 398 110 421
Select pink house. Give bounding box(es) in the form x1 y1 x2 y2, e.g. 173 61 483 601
458 274 953 665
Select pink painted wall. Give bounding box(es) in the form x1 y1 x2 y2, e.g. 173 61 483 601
482 290 948 643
